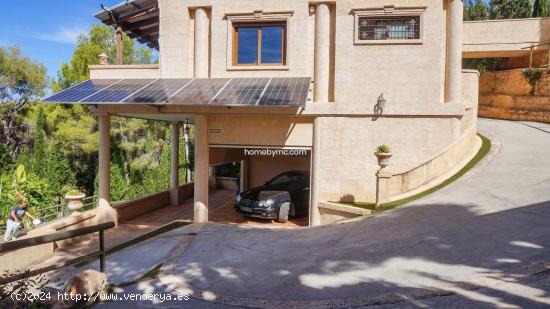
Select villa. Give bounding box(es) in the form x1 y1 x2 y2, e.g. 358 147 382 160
42 0 547 226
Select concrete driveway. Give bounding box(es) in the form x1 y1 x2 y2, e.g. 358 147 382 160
98 119 550 308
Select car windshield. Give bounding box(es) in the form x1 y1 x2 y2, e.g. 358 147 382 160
267 173 304 185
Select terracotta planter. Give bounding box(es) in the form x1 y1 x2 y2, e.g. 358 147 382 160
375 152 392 169
65 193 86 215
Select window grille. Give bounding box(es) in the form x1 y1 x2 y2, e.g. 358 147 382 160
358 16 420 41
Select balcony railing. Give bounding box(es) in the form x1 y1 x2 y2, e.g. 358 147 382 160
0 196 97 236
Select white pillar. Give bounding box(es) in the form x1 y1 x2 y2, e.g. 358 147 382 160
194 115 209 223
314 3 330 103
194 7 209 78
310 117 322 226
170 121 180 206
446 0 463 104
96 113 118 225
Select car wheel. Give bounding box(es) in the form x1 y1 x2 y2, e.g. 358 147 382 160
278 202 290 223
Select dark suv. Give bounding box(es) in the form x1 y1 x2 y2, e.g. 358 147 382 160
234 171 310 223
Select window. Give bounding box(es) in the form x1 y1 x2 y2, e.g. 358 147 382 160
233 23 286 66
358 16 420 41
353 6 425 45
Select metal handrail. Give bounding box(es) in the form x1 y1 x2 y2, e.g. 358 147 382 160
0 196 98 237
35 195 98 223
0 221 115 285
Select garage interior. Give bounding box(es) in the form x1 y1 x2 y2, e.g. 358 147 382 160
209 146 311 227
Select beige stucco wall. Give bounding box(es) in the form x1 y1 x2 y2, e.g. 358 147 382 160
88 0 482 210
0 211 98 273
315 116 457 202
157 0 448 111
463 17 550 58
334 0 447 109
89 64 160 79
207 115 314 147
247 155 310 188
460 70 479 135
158 0 313 79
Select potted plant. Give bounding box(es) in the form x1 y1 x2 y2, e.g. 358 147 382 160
375 144 392 169
65 189 86 215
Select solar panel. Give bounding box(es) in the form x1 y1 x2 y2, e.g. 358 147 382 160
81 79 155 103
124 79 192 103
168 78 231 105
43 79 119 103
258 77 311 106
42 77 311 107
209 78 270 106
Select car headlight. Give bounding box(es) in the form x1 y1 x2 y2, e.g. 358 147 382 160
235 194 241 203
259 199 274 208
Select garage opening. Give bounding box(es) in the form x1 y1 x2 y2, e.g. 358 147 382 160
209 146 311 227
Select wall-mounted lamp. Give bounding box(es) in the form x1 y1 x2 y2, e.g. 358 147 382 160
377 93 386 110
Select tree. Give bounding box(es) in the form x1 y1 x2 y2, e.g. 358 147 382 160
50 24 155 195
43 141 76 196
0 46 47 158
0 143 12 172
532 0 549 17
489 0 532 19
30 107 46 174
53 24 152 92
464 0 490 21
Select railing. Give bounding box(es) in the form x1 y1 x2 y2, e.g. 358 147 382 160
0 196 99 236
35 195 98 223
0 221 115 285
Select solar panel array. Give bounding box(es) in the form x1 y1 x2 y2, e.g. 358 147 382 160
43 77 312 107
170 78 230 105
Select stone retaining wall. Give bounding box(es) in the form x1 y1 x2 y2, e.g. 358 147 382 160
479 69 550 123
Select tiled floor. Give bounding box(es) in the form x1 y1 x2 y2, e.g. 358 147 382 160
197 189 307 227
124 189 306 228
32 189 305 270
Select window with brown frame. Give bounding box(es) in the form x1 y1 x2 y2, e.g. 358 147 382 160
232 22 286 66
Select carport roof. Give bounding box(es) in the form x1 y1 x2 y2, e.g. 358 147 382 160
95 0 159 49
42 77 312 107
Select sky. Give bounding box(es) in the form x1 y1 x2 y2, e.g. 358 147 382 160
1 0 127 79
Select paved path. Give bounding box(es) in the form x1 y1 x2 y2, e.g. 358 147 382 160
95 119 550 308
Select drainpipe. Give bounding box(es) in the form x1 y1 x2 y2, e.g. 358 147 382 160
314 3 330 103
194 7 210 78
446 0 463 104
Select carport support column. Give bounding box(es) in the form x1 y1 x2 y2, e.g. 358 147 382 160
446 0 463 104
310 117 322 226
194 7 209 78
96 113 118 226
314 2 330 103
170 121 180 206
194 115 209 223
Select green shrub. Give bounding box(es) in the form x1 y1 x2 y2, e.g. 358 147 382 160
66 189 83 196
376 145 392 154
522 68 543 96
